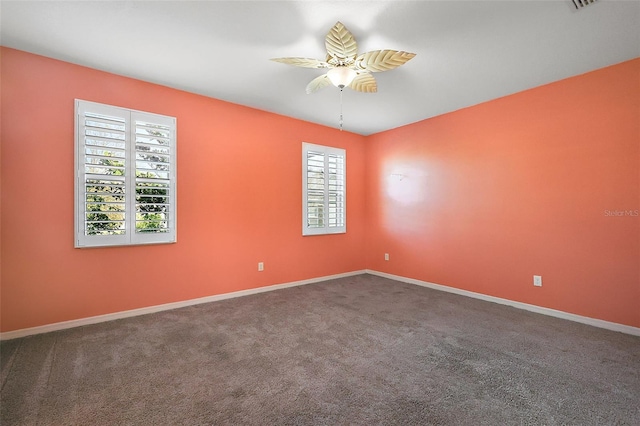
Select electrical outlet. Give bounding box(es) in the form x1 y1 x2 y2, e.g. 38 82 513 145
258 262 264 272
533 275 542 287
384 253 389 261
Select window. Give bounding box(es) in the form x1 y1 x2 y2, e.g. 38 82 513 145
75 100 177 247
302 142 346 236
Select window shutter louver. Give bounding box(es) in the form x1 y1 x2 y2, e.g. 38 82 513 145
75 100 176 248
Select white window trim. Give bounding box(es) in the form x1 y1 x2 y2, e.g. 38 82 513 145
74 99 177 248
302 142 346 236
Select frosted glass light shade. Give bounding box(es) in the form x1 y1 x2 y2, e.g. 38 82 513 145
327 67 357 88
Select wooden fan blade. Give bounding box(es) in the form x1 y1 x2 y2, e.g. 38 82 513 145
325 21 358 63
354 50 416 72
349 73 377 93
306 74 332 94
271 57 329 69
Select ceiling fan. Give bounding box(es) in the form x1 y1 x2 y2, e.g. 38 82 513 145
271 21 416 94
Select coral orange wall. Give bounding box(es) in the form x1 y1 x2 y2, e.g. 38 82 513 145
365 59 640 327
1 48 367 332
2 48 638 333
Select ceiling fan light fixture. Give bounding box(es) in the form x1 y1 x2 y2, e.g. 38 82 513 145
327 66 357 89
271 21 416 129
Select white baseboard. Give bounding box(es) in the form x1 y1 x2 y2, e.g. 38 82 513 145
4 269 637 340
366 270 640 337
0 270 366 341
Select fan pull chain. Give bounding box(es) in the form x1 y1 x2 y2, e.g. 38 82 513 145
339 88 344 131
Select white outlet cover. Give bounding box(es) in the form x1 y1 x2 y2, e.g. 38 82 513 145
533 275 542 286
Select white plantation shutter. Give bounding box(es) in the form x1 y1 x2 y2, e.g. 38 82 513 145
133 115 173 237
75 100 176 247
302 143 346 235
327 153 345 229
81 106 128 241
306 150 326 229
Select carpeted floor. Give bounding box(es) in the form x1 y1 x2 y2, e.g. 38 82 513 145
1 274 639 425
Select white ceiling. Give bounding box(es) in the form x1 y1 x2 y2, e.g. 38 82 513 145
2 1 639 135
